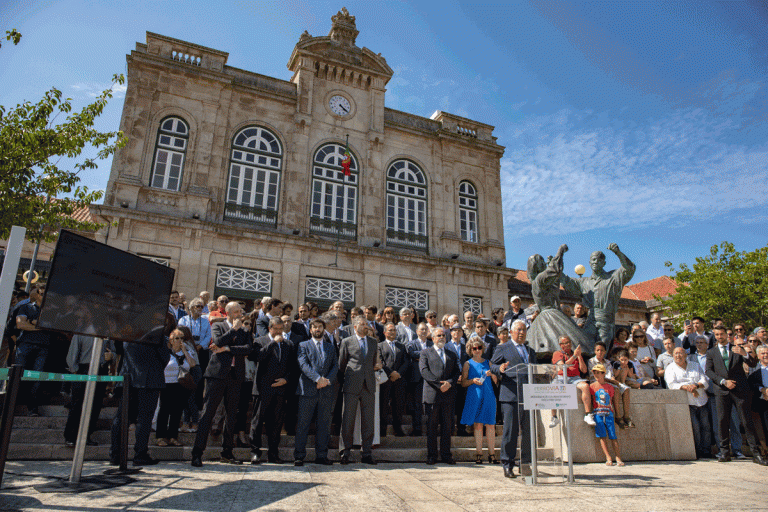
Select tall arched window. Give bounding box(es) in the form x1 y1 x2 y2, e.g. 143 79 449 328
386 159 427 250
150 116 188 191
310 143 358 239
224 126 283 226
459 181 478 243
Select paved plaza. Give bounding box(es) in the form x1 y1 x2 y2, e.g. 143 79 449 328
0 459 763 511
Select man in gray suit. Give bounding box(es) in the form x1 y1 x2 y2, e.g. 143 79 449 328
338 317 382 464
396 307 418 343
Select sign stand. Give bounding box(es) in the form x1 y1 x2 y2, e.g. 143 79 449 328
520 362 578 485
69 337 103 483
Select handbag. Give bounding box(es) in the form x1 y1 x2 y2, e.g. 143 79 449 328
175 354 197 390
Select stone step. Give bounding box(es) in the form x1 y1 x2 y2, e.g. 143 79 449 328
9 428 503 449
7 444 546 464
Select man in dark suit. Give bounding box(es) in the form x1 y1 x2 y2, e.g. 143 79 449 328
683 316 715 354
338 317 381 464
748 344 768 447
379 322 410 437
364 305 385 341
474 319 498 362
191 301 252 467
110 337 170 466
249 316 294 464
705 325 765 465
291 303 312 341
406 323 432 436
293 318 338 466
490 319 537 478
256 298 283 337
420 327 460 465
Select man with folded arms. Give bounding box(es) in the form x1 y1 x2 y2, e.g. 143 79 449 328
665 347 711 459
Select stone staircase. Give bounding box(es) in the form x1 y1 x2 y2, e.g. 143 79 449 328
6 405 509 463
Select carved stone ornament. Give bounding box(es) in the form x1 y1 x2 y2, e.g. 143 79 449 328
329 7 359 46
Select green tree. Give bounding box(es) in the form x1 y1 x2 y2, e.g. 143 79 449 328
0 29 126 243
663 242 768 330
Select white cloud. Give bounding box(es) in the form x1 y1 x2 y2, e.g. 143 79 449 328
501 78 768 237
71 81 126 99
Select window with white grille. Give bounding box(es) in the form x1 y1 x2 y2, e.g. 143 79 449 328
150 117 188 191
386 160 427 249
385 287 429 311
310 143 358 232
225 126 282 225
459 181 478 243
305 277 355 303
139 255 171 267
215 266 272 294
462 296 482 316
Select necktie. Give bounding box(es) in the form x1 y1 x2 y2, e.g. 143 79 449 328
438 348 445 365
359 337 366 358
317 341 325 366
276 342 281 362
721 345 729 368
517 344 528 364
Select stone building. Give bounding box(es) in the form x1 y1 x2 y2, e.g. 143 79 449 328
92 8 510 314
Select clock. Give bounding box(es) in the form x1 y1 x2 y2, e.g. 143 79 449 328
328 95 352 117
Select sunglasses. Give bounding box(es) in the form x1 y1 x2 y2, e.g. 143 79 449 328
471 347 483 351
169 336 184 340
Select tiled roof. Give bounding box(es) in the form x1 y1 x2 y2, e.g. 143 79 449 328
70 205 94 223
625 275 679 301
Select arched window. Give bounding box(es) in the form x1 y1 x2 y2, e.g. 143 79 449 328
224 126 283 226
386 159 427 250
150 116 188 191
459 181 478 243
310 143 358 239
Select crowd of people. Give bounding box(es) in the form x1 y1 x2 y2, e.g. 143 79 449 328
3 286 768 475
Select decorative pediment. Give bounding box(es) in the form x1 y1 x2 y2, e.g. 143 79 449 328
288 8 393 83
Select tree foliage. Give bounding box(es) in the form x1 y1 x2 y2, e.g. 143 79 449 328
663 242 768 330
0 29 127 242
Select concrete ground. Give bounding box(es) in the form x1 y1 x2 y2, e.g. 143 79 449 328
0 458 763 512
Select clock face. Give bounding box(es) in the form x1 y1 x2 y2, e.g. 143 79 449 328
329 95 352 117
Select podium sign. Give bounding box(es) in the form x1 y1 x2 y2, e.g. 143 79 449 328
522 383 578 410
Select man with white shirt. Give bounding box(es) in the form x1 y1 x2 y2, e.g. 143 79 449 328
646 313 665 352
683 316 715 354
291 303 312 342
665 347 711 459
407 323 432 436
656 336 676 383
168 290 187 322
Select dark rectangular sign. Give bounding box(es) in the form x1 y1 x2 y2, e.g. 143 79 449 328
38 230 175 344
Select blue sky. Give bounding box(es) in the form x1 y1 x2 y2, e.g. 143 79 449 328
2 0 766 283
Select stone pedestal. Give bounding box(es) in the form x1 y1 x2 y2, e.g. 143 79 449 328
543 389 696 462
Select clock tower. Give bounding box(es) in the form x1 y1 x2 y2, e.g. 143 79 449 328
287 7 393 144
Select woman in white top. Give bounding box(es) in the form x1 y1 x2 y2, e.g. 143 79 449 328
156 328 197 447
630 331 659 388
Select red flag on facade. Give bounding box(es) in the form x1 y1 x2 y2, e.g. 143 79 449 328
341 139 352 176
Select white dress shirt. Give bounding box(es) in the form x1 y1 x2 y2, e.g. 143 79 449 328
664 361 708 407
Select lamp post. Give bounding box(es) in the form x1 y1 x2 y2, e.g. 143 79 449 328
574 265 586 277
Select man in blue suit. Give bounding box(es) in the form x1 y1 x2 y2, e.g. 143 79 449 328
491 319 537 478
293 318 338 466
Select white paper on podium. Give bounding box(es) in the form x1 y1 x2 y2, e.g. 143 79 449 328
522 383 578 410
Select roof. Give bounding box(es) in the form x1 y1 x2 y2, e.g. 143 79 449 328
70 205 95 223
624 275 679 301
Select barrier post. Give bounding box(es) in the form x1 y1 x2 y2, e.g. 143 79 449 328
0 365 23 488
69 337 104 483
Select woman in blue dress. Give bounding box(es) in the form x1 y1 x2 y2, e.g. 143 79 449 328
461 337 499 464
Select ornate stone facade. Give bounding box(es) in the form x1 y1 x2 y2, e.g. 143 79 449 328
93 10 510 314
